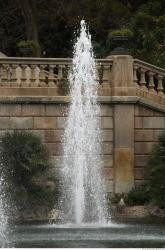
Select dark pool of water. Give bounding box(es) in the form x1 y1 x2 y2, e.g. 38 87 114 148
3 218 165 248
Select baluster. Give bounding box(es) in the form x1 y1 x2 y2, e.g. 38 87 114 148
157 75 164 95
26 66 31 86
21 64 27 87
39 64 46 86
63 65 69 78
11 64 18 86
148 72 155 91
2 64 9 86
0 65 2 85
133 66 138 85
102 65 110 87
97 64 103 84
48 65 55 86
16 66 21 86
58 64 64 80
139 68 147 88
30 64 38 87
35 66 40 86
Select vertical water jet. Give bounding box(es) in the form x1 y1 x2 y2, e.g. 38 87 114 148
60 20 109 225
0 173 9 247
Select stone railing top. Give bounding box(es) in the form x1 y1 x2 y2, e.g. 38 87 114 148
134 59 165 76
0 57 113 65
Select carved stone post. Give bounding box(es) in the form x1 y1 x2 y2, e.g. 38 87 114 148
110 55 135 193
157 75 164 95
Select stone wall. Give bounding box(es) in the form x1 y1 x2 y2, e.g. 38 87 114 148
134 105 165 186
0 101 114 193
0 54 164 195
0 98 164 194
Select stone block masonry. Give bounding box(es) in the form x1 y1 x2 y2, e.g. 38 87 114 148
134 105 165 187
0 96 164 195
0 100 114 193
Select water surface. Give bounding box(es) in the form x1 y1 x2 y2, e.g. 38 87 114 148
8 219 165 248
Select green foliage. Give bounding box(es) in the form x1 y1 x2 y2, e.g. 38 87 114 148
125 185 151 206
0 130 58 209
108 28 133 39
0 0 165 67
17 40 41 57
110 193 122 204
148 132 165 207
128 0 165 67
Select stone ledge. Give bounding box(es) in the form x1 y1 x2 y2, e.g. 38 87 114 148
0 95 164 113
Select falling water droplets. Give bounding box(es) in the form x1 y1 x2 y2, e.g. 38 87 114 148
60 20 109 225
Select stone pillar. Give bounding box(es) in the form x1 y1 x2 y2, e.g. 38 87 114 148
110 55 135 193
114 104 134 193
109 55 135 96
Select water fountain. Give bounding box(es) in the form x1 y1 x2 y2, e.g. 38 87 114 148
3 20 165 249
0 173 9 247
60 20 109 225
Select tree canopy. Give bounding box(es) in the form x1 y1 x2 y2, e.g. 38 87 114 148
0 0 164 67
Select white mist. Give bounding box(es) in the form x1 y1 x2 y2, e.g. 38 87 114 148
60 20 109 225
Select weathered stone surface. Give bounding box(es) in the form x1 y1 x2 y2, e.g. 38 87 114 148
134 168 144 180
103 168 113 180
100 105 113 116
134 117 143 128
101 117 113 129
45 104 69 116
101 142 113 154
46 143 63 155
111 55 134 87
135 130 154 141
45 130 64 142
33 117 56 129
102 155 113 167
135 155 149 167
100 130 113 142
22 104 45 116
0 117 10 129
114 104 134 147
135 106 155 117
114 148 134 193
143 117 165 129
135 142 157 154
105 180 114 193
0 104 21 116
10 117 33 129
56 117 67 129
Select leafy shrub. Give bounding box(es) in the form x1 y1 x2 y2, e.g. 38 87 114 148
0 131 58 209
125 185 151 206
108 28 133 39
148 132 165 207
17 40 41 57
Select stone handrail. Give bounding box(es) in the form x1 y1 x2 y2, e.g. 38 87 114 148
133 59 165 95
0 57 113 87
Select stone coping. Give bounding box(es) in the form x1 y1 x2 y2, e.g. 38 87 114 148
0 95 164 113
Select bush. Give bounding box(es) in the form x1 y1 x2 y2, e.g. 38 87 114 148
148 132 165 207
17 40 41 57
108 28 133 39
125 185 151 206
0 131 58 209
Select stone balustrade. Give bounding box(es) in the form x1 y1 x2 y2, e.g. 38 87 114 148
0 55 164 102
0 57 113 88
133 59 165 95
